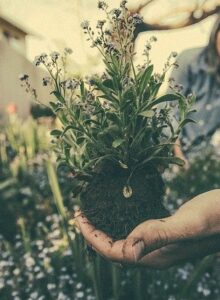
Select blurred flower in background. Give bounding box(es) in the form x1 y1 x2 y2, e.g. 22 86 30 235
6 103 17 115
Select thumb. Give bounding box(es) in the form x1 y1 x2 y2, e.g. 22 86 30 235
123 218 173 262
131 240 145 262
122 238 145 263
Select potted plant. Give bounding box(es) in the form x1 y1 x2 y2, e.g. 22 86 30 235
20 1 195 240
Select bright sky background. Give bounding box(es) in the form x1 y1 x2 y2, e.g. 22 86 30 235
0 0 217 74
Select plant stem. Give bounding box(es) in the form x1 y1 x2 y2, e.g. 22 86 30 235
133 270 142 300
112 264 121 300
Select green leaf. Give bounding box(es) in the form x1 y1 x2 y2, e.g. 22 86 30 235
57 111 68 126
154 156 185 166
55 107 62 113
139 65 153 96
51 91 65 103
102 79 114 90
50 129 62 137
106 112 120 125
150 82 163 98
177 118 196 132
49 101 58 110
104 61 116 76
188 109 197 114
138 143 175 157
61 125 81 137
0 178 17 191
49 101 63 113
119 161 128 169
131 127 151 150
98 95 118 107
93 79 118 102
148 94 181 109
136 69 144 82
80 81 85 97
122 62 130 77
83 119 100 126
138 110 155 118
46 160 67 219
112 138 124 148
123 88 134 100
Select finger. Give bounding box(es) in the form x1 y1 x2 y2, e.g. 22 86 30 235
74 209 83 219
74 211 91 232
122 238 145 263
75 212 109 245
137 234 220 269
123 218 171 261
75 212 125 261
125 197 216 261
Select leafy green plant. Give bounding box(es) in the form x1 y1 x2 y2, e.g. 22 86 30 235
21 0 195 239
167 148 220 206
0 116 74 241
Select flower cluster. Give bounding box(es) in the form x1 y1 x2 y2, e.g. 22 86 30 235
131 13 143 24
33 53 48 66
51 51 60 62
142 36 158 66
96 20 106 29
42 76 51 86
98 1 108 10
162 51 179 75
81 21 90 30
33 49 72 69
112 8 121 19
64 47 73 55
19 73 38 101
120 0 128 8
19 74 29 81
62 79 79 90
81 1 144 60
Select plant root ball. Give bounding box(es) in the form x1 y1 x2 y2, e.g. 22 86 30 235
80 163 169 240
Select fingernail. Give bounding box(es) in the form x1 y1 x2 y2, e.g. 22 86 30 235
132 240 145 262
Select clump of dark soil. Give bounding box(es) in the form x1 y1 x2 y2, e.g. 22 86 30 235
80 162 169 240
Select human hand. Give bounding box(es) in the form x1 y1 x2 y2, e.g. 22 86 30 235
75 189 220 269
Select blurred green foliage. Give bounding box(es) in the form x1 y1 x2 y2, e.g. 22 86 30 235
167 149 220 201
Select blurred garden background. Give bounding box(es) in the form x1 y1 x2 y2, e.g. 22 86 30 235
0 0 220 299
